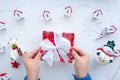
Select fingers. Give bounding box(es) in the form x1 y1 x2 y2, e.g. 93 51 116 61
27 48 40 58
72 47 88 56
71 49 80 60
35 52 42 62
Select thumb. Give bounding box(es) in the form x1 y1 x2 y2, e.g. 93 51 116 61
35 52 42 62
72 50 80 61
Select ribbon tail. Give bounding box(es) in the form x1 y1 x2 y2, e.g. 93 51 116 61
58 50 69 63
42 51 54 66
53 49 60 62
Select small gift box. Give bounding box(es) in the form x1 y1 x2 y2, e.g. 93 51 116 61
39 31 75 66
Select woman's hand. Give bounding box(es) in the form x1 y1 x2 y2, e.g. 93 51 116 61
24 48 42 80
72 47 89 78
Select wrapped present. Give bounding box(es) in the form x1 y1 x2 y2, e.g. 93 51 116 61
39 31 75 66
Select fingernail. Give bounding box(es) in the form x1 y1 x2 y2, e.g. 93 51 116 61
39 48 44 54
70 48 73 52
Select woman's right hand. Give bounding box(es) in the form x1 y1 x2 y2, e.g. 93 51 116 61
71 47 89 78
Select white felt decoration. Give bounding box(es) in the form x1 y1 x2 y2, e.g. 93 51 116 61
106 25 117 34
96 25 117 40
0 22 6 31
92 9 103 21
64 6 72 17
43 10 51 21
14 10 24 20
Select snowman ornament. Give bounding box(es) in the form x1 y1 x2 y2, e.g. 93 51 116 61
95 41 120 64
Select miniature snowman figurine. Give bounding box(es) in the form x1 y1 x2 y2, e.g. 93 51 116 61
95 41 120 64
95 48 113 64
64 6 73 17
13 10 24 20
0 73 10 80
0 22 6 31
96 25 117 40
43 10 51 21
92 9 103 21
0 44 5 53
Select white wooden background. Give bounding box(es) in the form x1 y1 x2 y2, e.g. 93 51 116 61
0 0 120 80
